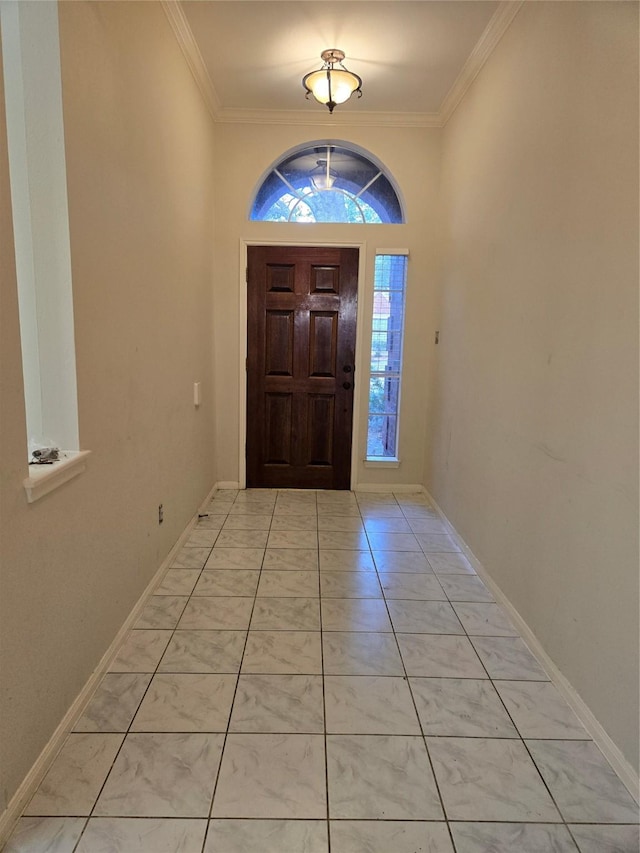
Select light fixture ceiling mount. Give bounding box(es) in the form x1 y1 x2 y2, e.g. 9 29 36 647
303 49 362 114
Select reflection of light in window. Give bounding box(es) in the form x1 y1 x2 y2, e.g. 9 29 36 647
367 253 408 460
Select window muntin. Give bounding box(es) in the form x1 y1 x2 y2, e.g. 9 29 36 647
367 253 408 460
251 143 404 224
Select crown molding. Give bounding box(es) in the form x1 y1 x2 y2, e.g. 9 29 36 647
163 0 522 129
215 108 442 128
161 0 221 120
439 0 524 126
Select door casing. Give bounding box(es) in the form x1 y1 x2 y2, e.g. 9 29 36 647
238 239 368 490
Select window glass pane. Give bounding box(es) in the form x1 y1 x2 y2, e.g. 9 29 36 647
370 330 403 372
367 254 407 460
368 376 400 415
367 415 398 458
368 377 386 414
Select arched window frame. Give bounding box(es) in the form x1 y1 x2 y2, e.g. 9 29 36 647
249 140 405 225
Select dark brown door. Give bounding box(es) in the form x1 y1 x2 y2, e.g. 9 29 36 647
247 245 358 489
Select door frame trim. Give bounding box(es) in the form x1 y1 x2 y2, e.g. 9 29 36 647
239 239 368 490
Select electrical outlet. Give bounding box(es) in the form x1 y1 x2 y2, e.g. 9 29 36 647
158 504 164 524
434 330 440 345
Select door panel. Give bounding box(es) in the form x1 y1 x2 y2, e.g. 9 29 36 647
305 395 335 466
266 263 295 292
308 311 338 377
265 310 294 376
264 393 292 465
311 264 340 293
247 245 358 489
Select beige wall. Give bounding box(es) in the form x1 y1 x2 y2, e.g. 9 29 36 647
212 123 441 487
428 2 639 769
0 1 216 812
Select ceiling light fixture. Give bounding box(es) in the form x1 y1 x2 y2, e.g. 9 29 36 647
303 49 362 114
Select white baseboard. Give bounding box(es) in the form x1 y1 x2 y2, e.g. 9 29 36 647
214 481 241 490
422 486 640 804
354 482 424 493
0 482 219 847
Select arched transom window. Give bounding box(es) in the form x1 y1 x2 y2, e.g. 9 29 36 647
250 143 404 224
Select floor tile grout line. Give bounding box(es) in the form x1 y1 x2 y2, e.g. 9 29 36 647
202 490 276 849
361 497 456 840
52 728 597 740
22 815 635 824
67 524 222 850
395 496 478 853
65 564 213 850
394 495 581 835
444 565 581 832
196 486 245 853
519 733 579 832
67 817 90 853
85 491 243 847
357 496 455 839
314 495 333 853
396 492 573 824
458 632 576 830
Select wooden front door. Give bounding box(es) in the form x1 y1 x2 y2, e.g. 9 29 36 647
247 245 358 489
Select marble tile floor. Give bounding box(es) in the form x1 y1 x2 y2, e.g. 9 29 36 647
5 490 639 853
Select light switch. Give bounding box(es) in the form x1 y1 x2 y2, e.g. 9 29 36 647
193 382 201 407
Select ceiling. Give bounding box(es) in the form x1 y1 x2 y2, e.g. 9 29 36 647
165 1 522 126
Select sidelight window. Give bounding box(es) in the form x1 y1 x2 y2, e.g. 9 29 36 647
366 252 408 460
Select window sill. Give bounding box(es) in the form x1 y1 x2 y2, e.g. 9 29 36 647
24 450 91 503
364 458 400 468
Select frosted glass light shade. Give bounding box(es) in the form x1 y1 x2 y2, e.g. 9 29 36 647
305 69 360 106
303 50 362 113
